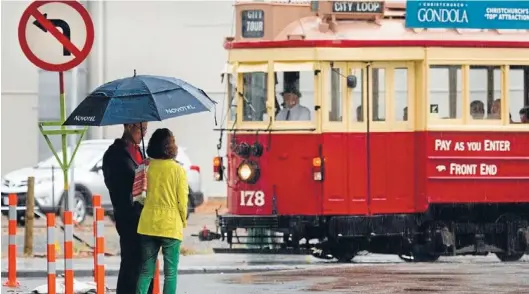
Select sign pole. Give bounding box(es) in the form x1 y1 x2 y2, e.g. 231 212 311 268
68 68 78 214
59 71 70 211
58 71 74 294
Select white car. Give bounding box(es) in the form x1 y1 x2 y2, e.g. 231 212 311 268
1 139 204 225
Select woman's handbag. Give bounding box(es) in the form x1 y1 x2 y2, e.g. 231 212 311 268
132 159 149 205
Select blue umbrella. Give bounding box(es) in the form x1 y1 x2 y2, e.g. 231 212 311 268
63 72 216 126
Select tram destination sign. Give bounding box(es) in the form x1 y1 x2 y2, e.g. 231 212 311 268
332 1 384 14
241 9 264 38
405 0 529 30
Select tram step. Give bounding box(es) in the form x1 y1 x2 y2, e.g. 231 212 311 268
213 248 311 255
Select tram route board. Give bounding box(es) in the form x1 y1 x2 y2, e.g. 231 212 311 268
242 9 264 38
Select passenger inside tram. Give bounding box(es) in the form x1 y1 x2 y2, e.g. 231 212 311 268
489 98 502 120
403 106 408 121
470 100 485 120
520 107 529 123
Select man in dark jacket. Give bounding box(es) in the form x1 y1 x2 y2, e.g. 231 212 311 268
102 123 153 294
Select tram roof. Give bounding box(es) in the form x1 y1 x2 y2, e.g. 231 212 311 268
226 0 529 49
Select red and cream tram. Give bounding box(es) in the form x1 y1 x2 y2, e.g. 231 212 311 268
201 0 529 262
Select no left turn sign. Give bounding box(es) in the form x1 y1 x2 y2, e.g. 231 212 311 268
18 0 95 72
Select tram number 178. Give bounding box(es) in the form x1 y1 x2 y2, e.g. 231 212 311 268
240 190 265 207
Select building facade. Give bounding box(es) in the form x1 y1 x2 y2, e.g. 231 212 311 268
1 1 235 197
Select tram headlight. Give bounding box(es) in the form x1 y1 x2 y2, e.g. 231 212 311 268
237 160 260 184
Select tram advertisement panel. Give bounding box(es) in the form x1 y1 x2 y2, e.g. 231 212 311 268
426 134 529 179
405 0 529 30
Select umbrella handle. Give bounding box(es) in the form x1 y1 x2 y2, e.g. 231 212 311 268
140 124 146 158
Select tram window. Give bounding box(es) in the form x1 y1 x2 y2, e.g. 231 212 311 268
275 71 314 122
394 68 408 122
372 68 386 122
227 74 237 121
508 66 529 124
242 72 268 122
469 66 501 121
428 65 462 119
350 68 364 122
329 68 342 122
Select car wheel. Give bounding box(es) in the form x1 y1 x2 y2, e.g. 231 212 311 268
108 212 116 223
17 215 26 227
60 191 88 225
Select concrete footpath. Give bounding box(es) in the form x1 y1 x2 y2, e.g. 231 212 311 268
1 254 333 278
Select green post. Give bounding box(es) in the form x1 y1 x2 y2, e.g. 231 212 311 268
38 72 87 218
59 72 69 210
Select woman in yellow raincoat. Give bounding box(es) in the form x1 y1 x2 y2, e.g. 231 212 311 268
136 128 188 294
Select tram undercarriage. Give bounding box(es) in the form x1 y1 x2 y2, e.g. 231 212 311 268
199 204 529 263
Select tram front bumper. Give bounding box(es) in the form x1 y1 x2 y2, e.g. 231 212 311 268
217 214 281 230
194 214 281 242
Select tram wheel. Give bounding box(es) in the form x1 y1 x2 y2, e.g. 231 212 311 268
333 250 357 263
331 240 358 263
494 213 525 262
495 252 524 262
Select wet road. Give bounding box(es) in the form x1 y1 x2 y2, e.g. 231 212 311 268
3 255 529 294
1 214 227 257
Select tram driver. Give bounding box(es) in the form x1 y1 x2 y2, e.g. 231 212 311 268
276 87 311 121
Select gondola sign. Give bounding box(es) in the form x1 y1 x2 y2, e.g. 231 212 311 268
332 1 384 13
18 0 95 72
241 9 265 38
405 0 529 29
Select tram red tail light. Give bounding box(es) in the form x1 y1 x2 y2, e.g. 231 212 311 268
213 156 224 181
313 157 323 181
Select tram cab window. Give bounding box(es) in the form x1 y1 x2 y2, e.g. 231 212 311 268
469 66 501 121
275 71 314 122
429 65 462 120
372 68 386 122
394 68 408 122
508 66 529 124
350 68 364 122
227 73 237 121
329 68 343 122
242 72 268 122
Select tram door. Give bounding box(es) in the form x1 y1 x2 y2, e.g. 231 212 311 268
321 62 368 215
345 62 416 215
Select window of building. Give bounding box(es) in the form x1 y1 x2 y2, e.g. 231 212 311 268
350 68 364 123
372 68 386 122
468 65 501 121
428 65 462 120
274 70 314 122
242 72 267 122
394 68 408 122
509 65 529 124
329 67 342 122
227 74 237 121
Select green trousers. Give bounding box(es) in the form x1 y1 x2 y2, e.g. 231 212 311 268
136 235 181 294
